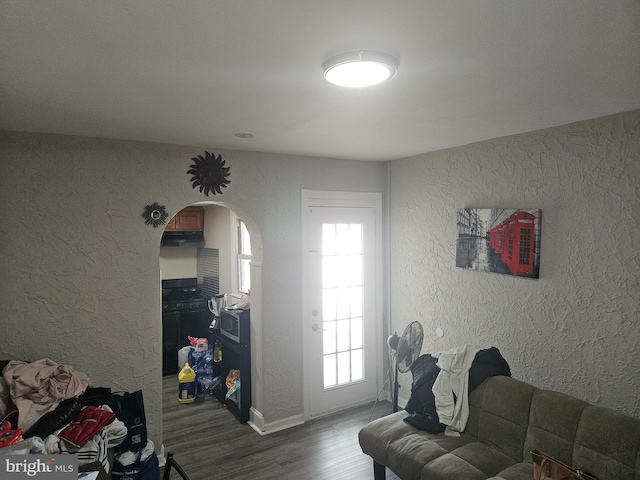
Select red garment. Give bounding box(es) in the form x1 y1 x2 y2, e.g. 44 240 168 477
59 406 115 447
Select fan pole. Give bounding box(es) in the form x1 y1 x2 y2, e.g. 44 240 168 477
393 354 399 413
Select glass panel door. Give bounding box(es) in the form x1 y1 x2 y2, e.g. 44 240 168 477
302 199 380 418
321 222 364 388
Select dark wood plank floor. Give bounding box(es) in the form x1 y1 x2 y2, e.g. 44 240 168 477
162 375 401 480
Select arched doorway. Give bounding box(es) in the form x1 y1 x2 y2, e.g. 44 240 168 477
159 200 263 434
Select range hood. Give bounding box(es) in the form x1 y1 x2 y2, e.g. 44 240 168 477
161 230 205 246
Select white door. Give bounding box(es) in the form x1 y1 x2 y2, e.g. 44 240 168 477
302 192 381 418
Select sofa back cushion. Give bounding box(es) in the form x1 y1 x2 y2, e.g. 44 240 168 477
523 389 589 465
466 376 488 438
469 376 536 462
572 405 640 480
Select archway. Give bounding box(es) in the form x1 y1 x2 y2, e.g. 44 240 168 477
159 200 263 437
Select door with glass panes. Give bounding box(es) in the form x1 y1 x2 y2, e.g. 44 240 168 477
303 200 379 418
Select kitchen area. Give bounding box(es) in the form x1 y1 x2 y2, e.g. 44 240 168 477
160 204 252 422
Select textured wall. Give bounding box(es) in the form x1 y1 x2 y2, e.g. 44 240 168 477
389 110 640 417
1 109 637 452
0 132 388 446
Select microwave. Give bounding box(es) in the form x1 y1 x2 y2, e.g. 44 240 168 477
220 309 250 345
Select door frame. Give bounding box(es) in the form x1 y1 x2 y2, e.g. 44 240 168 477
301 189 384 420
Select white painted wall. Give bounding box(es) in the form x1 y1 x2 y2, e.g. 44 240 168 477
0 132 388 446
159 244 198 280
203 205 234 295
0 110 636 454
389 110 640 418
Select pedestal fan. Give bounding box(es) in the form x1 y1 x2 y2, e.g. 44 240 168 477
387 321 424 412
368 321 425 421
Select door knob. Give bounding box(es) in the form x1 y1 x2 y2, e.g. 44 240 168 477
312 323 324 332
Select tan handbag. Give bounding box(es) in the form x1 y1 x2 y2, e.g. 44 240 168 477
531 450 598 480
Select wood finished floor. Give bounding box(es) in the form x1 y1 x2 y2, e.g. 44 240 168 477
161 375 400 480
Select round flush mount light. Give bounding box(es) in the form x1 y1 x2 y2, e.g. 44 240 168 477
322 51 399 88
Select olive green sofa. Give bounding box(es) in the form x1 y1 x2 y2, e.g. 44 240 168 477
359 375 640 480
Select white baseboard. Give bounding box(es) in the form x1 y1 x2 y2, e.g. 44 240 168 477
248 407 266 433
158 443 166 467
247 394 398 437
248 407 305 436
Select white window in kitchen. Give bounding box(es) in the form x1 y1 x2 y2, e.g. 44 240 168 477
237 219 251 294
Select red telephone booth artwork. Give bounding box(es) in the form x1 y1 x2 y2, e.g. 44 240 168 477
502 211 535 275
491 224 505 254
456 208 540 279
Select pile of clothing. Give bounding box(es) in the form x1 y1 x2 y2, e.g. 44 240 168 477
0 358 126 471
404 345 511 437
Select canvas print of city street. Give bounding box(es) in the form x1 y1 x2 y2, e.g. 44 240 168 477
456 208 541 279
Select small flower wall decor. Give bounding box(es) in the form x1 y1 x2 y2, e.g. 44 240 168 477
187 151 231 196
142 202 169 228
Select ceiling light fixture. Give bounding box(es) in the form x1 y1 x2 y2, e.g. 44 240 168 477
322 51 399 88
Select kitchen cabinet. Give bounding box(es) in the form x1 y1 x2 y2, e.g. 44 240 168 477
165 206 204 231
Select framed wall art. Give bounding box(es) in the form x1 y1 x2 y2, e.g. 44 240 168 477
456 208 541 279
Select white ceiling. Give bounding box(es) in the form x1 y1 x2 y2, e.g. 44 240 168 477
1 1 639 161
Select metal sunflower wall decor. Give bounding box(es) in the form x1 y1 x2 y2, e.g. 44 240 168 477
142 202 169 228
187 151 231 196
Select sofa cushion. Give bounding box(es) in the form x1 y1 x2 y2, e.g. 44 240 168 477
387 432 474 479
572 404 640 480
466 376 488 438
420 442 515 480
358 411 415 466
523 388 589 465
488 461 532 480
475 376 536 461
360 375 640 480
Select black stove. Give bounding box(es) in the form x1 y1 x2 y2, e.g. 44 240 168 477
162 278 208 313
162 278 212 376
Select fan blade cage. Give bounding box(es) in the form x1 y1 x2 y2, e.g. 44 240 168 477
396 321 424 373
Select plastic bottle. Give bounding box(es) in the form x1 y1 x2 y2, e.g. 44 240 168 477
213 340 222 363
178 363 196 404
196 347 214 397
